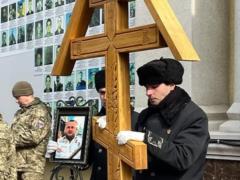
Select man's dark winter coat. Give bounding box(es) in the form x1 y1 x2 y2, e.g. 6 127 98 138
135 87 209 180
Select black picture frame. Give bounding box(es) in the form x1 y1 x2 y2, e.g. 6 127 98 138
50 106 92 165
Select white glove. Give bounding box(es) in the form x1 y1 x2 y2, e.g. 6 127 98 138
47 140 58 153
45 152 51 158
96 116 107 129
117 131 145 145
45 140 58 158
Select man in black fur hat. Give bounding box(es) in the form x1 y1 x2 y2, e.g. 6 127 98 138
117 57 209 180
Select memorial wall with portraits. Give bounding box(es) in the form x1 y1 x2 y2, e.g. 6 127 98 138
0 0 136 130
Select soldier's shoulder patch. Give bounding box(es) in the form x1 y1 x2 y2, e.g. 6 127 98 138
34 117 46 129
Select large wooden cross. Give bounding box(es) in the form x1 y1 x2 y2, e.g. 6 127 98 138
51 0 200 179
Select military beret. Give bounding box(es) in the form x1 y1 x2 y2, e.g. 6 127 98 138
137 57 184 86
95 70 105 92
12 81 34 97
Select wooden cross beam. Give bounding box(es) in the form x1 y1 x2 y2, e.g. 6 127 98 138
51 0 200 179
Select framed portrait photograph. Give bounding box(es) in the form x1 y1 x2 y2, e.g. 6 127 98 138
50 106 92 165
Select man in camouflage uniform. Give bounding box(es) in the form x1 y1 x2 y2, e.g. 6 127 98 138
0 114 16 180
11 81 52 180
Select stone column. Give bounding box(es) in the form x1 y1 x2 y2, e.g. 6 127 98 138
220 0 240 132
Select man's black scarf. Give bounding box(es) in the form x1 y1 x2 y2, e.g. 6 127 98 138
140 86 191 127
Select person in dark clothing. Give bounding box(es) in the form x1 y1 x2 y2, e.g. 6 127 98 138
117 57 210 180
90 69 138 180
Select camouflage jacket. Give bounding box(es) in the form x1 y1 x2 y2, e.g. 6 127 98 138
11 97 52 174
0 114 16 180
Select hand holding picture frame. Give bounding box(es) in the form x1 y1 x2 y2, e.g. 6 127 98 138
50 106 92 165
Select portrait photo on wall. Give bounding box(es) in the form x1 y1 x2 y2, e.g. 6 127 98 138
129 62 135 85
64 73 75 91
50 106 92 165
1 6 9 23
55 0 65 7
9 3 16 21
76 70 86 90
44 74 53 93
26 22 34 41
36 0 43 13
88 68 99 89
17 0 25 18
55 15 64 35
129 0 136 18
35 20 43 39
44 45 53 65
9 28 17 45
26 0 34 15
35 47 43 66
55 44 61 58
45 0 54 10
89 8 100 27
1 31 8 47
45 18 53 37
54 76 63 92
17 25 25 43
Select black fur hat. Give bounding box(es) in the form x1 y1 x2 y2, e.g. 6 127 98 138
137 57 184 86
95 70 105 92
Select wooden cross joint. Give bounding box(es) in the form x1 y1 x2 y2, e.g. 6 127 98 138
71 24 167 59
